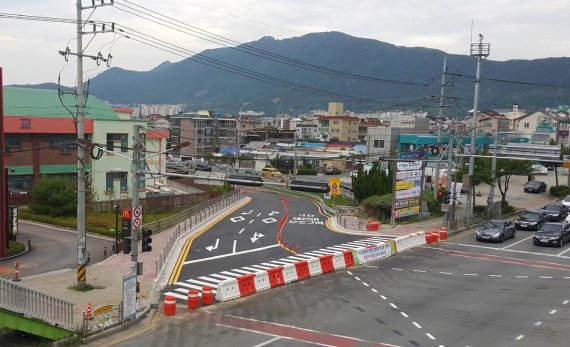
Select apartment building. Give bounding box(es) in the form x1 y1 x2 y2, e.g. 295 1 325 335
318 115 359 142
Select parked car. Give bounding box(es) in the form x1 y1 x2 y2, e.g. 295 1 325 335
262 167 282 177
531 164 548 175
195 164 212 172
541 203 569 222
533 222 570 247
524 180 547 193
243 168 258 175
562 195 570 208
515 210 549 231
476 219 516 243
325 166 342 175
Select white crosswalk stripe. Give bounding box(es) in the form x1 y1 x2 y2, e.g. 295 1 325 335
165 236 396 302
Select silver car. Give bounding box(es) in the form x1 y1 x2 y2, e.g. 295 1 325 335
476 220 516 243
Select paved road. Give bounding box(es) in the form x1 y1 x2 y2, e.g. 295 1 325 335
0 221 114 278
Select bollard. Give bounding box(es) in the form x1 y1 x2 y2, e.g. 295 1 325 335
27 237 31 250
164 295 177 316
104 245 108 257
202 286 214 306
187 289 199 310
13 261 20 282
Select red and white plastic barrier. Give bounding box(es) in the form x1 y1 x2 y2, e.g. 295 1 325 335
395 231 427 252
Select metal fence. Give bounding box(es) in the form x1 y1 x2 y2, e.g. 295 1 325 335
0 276 74 330
154 190 245 274
82 303 122 335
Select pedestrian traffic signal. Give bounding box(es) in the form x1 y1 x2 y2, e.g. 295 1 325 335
141 228 153 252
123 237 132 254
443 189 451 204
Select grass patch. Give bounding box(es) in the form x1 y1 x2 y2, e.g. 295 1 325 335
68 283 94 292
6 240 25 257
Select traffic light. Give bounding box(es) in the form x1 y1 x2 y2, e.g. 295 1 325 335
141 228 153 252
123 237 131 254
443 189 451 204
437 189 444 202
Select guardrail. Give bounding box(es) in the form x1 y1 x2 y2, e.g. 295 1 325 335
154 190 245 274
264 186 336 217
144 190 243 234
0 277 74 330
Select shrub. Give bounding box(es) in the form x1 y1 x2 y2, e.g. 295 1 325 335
362 194 392 222
296 167 317 175
30 176 77 217
549 185 570 197
473 205 488 216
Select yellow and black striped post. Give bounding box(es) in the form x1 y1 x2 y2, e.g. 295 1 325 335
77 264 86 283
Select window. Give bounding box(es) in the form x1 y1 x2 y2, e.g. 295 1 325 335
373 139 385 148
106 172 128 192
106 134 128 153
5 134 28 153
524 122 530 128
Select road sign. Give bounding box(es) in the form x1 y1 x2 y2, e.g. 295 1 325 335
564 155 570 168
329 178 341 196
132 206 142 230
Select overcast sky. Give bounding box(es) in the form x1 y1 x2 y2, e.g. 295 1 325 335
1 0 568 87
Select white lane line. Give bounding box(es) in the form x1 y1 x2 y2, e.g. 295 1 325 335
380 295 387 300
311 250 336 255
549 309 557 314
187 278 219 288
426 333 435 340
174 282 206 291
327 246 351 252
439 272 452 275
330 245 354 250
535 321 542 326
515 335 524 340
256 213 262 217
198 276 223 283
252 336 281 347
539 276 553 279
365 265 379 268
412 269 426 273
564 276 570 279
249 219 255 224
390 303 398 309
354 276 361 281
430 244 570 259
401 312 408 318
516 275 529 278
183 244 281 265
563 300 569 305
275 258 297 264
362 282 370 287
163 291 188 300
489 274 503 277
238 228 245 234
557 247 570 256
371 288 378 293
502 235 533 249
232 240 237 254
303 252 324 257
287 256 309 261
412 322 422 329
268 260 290 266
464 273 478 276
392 268 404 271
242 266 262 272
347 271 353 275
261 262 278 268
251 264 273 270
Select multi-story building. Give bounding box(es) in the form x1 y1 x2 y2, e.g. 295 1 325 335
327 102 344 117
171 110 238 158
476 111 510 134
318 115 359 142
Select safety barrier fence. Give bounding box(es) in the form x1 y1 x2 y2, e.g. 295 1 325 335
0 276 74 330
154 190 245 275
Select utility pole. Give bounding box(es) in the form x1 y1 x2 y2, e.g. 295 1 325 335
293 131 298 177
445 120 455 228
434 55 447 193
489 133 499 218
131 124 143 275
65 0 114 287
466 34 490 217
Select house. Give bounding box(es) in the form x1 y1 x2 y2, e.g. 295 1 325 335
476 111 510 134
513 110 558 144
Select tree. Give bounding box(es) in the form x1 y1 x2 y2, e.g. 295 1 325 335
351 163 392 203
495 159 533 204
30 176 77 217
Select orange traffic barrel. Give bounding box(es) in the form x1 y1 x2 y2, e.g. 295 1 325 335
164 295 176 316
202 286 214 306
187 289 199 310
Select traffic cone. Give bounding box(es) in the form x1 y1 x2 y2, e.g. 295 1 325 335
86 302 93 321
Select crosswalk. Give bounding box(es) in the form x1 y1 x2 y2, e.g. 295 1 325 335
164 236 391 301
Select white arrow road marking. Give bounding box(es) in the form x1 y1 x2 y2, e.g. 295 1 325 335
233 239 237 253
269 211 280 216
250 232 265 243
238 228 245 234
206 238 219 252
241 210 253 215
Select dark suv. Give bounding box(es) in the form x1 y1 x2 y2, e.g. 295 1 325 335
524 180 547 193
541 203 569 222
515 210 549 230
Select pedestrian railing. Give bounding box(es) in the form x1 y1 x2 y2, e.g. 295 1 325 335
154 190 245 275
0 276 74 330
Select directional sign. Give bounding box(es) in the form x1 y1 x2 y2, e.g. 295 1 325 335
329 177 341 196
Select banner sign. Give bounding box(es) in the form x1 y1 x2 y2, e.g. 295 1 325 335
396 169 422 180
395 187 421 200
393 205 420 218
394 197 420 209
122 272 137 322
396 161 422 171
395 178 422 191
352 242 392 265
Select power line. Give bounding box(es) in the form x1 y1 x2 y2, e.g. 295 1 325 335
446 71 570 89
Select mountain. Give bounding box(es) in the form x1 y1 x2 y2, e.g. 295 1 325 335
12 32 570 115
